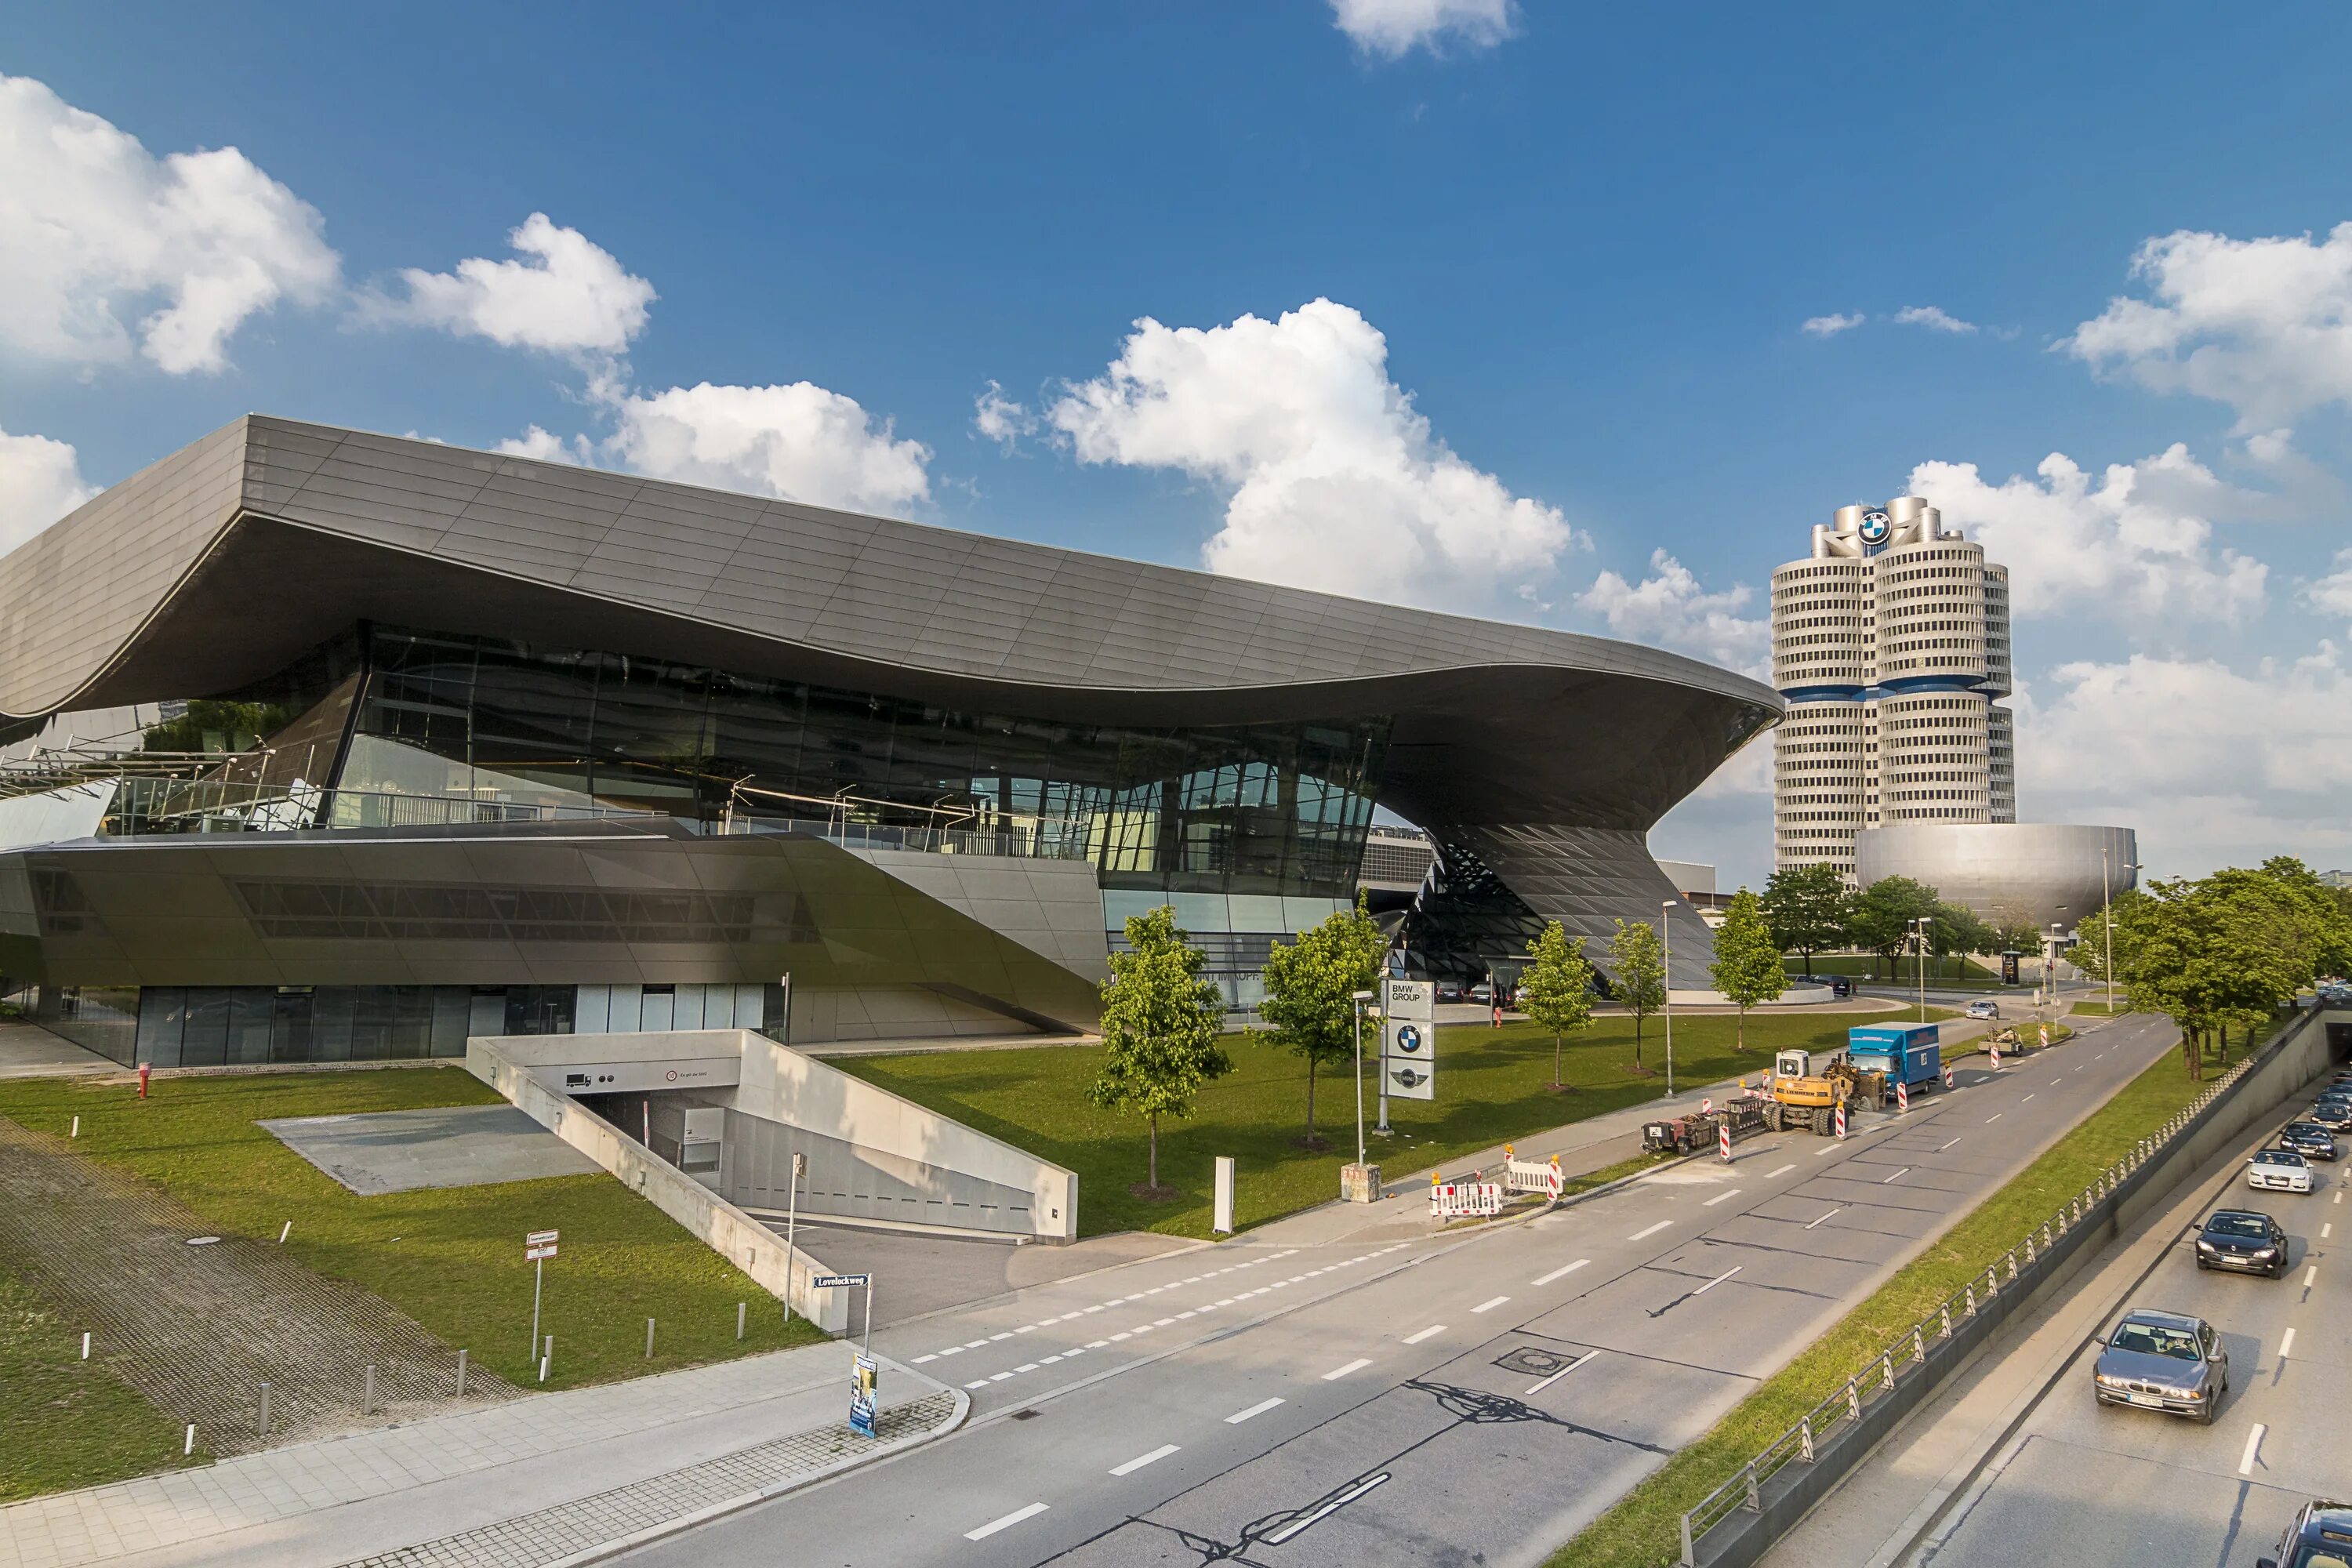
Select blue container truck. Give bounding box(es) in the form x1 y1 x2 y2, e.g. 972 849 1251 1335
1846 1022 1941 1094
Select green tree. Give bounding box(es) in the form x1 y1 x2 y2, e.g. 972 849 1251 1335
1708 887 1786 1051
1518 920 1596 1089
1255 898 1387 1149
1606 918 1667 1070
1927 901 1997 981
142 698 293 754
1849 876 1942 980
1760 863 1852 976
1088 906 1233 1196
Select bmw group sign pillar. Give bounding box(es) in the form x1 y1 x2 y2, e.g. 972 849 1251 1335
1382 978 1437 1116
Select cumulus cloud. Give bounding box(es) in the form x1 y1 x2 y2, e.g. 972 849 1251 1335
1330 0 1517 57
1802 313 1864 337
495 425 587 464
1894 304 1976 334
1907 445 2267 624
2306 549 2352 622
1044 298 1579 610
0 73 339 374
973 380 1036 448
2064 222 2352 428
0 426 98 552
366 212 654 356
1576 550 1769 676
600 380 931 513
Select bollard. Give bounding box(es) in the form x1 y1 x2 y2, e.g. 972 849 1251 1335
80 1331 89 1360
183 1424 194 1456
363 1363 376 1416
736 1301 746 1341
456 1349 469 1397
279 1221 292 1244
258 1381 272 1439
646 1318 657 1359
539 1356 549 1384
71 1116 78 1138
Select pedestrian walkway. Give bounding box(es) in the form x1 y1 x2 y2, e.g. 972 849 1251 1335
0 1021 114 1080
0 1341 960 1568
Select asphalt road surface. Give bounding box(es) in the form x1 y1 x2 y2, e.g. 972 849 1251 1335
1908 1084 2352 1568
622 1015 2178 1568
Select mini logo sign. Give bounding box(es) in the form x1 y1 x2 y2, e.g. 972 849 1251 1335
1859 508 1892 546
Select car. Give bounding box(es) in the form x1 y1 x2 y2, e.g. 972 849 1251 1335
2196 1209 2290 1276
1965 999 2002 1020
2258 1498 2352 1568
2283 1122 2344 1161
1831 978 1853 999
2092 1308 2229 1423
1468 982 1494 1004
2250 1149 2318 1193
1435 980 1464 1004
2310 1102 2352 1135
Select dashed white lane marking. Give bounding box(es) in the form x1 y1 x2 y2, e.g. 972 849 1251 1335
1986 1112 2003 1123
1015 1324 1037 1334
1534 1258 1591 1286
1110 1443 1180 1476
2023 1094 2036 1102
1526 1348 1600 1395
1704 1189 1743 1207
1110 1332 1131 1341
1629 1220 1673 1241
966 1501 1049 1541
2326 1224 2336 1240
1014 1363 1039 1374
1806 1207 1842 1230
1765 1163 1798 1178
2305 1265 2319 1287
989 1332 1013 1341
2240 1424 2267 1477
989 1371 1014 1382
1938 1138 1962 1151
964 1379 989 1390
2052 1079 2064 1087
1261 1472 1390 1545
964 1339 989 1348
1323 1357 1373 1381
2337 1191 2344 1206
913 1354 937 1363
1693 1265 1742 1295
1816 1145 1841 1158
1403 1324 1445 1345
1154 1317 1177 1327
1226 1397 1286 1425
1472 1295 1511 1314
2281 1327 2297 1359
1882 1167 1910 1184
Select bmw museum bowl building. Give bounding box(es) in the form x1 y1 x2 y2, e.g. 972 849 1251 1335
0 419 1779 1067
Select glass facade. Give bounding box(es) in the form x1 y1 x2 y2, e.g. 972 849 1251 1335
337 626 1391 911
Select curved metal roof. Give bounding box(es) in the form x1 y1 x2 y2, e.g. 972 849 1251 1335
0 416 1779 829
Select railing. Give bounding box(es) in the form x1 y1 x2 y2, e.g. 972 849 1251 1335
1677 1043 2263 1565
101 777 656 836
719 811 1094 862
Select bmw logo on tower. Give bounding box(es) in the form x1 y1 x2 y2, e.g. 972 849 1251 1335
1857 507 1892 547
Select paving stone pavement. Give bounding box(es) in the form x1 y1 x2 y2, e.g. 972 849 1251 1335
340 1392 957 1568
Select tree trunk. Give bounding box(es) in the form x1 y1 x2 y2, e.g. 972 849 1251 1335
1737 1004 1747 1052
1305 1057 1318 1140
1554 1032 1563 1087
1632 1011 1644 1069
1149 1112 1160 1189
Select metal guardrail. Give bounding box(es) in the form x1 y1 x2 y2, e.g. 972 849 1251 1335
720 812 1094 862
1677 1044 2262 1565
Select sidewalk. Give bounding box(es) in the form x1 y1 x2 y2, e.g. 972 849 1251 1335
0 1022 114 1080
0 1341 961 1568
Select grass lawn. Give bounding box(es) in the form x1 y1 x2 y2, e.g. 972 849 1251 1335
1546 1019 2237 1568
836 1011 1889 1240
0 1265 195 1502
0 1069 826 1397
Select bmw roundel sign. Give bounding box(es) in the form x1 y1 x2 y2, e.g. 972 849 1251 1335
1859 508 1892 546
1393 1022 1425 1055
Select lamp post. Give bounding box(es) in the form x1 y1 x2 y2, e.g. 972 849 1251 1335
2101 850 2144 1016
1910 916 1928 1023
1661 899 1678 1098
1351 989 1375 1168
2046 922 2067 1016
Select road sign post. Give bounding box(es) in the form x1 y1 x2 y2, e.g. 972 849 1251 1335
524 1229 558 1356
811 1272 877 1431
782 1151 806 1326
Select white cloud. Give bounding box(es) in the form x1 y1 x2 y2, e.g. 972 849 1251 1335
2016 644 2352 874
1044 298 1579 611
1907 445 2267 624
495 425 587 464
1576 550 1769 676
368 212 654 356
2306 549 2352 622
601 380 931 513
973 380 1036 448
0 74 339 374
1894 304 1976 334
0 426 98 552
2064 222 2352 428
1330 0 1517 57
1802 313 1864 337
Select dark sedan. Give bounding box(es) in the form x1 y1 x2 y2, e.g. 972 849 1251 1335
2282 1122 2343 1161
2196 1209 2289 1276
2259 1498 2352 1568
2310 1098 2352 1134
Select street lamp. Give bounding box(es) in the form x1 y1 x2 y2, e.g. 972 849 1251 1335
2045 922 2067 1015
1909 916 1929 1023
2102 849 2144 1016
1661 899 1678 1098
1351 989 1376 1167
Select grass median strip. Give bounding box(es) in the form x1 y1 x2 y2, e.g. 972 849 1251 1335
1545 1024 2229 1568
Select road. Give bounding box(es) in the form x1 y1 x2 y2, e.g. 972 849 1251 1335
621 1014 2178 1568
1905 1084 2351 1568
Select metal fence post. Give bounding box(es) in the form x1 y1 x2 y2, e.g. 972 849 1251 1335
1744 1461 1761 1511
362 1363 376 1416
1800 1416 1816 1462
1847 1378 1861 1420
1881 1351 1895 1392
1940 1305 1954 1339
1965 1284 1978 1317
1682 1512 1697 1566
1912 1326 1926 1363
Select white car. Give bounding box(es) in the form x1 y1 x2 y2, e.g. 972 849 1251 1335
2247 1149 2316 1194
1965 999 2002 1020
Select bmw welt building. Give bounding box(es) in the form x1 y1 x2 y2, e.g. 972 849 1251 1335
0 418 1777 1067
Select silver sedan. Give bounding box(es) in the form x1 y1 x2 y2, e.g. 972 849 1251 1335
2092 1308 2229 1423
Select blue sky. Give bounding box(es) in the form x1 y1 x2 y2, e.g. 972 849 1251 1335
5 1 2352 887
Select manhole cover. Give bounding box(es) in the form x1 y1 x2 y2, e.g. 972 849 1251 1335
1495 1345 1569 1377
185 1236 222 1247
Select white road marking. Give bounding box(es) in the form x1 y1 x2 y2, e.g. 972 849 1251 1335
2023 1094 2035 1102
1323 1357 1372 1381
2240 1424 2267 1476
2337 1191 2343 1206
1693 1265 1742 1295
965 1379 989 1390
1882 1168 1910 1184
1041 1354 1062 1364
1154 1317 1176 1327
1262 1472 1390 1545
937 1346 962 1357
1403 1324 1446 1345
913 1354 937 1364
1534 1258 1591 1286
1014 1363 1039 1374
1704 1189 1744 1207
1109 1332 1131 1341
1938 1138 1962 1151
1806 1207 1842 1230
1086 1340 1108 1348
1629 1220 1673 1240
1817 1145 1840 1158
989 1332 1013 1341
2305 1265 2319 1287
966 1502 1050 1541
964 1339 989 1348
989 1371 1014 1382
1110 1443 1181 1476
1526 1348 1600 1395
1986 1112 2003 1123
2052 1079 2063 1086
1015 1324 1037 1334
1225 1397 1286 1425
1472 1295 1512 1313
2326 1224 2335 1240
1766 1163 1798 1178
2281 1327 2297 1359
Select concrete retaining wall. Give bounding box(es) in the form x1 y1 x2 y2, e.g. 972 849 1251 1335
1692 1006 2350 1568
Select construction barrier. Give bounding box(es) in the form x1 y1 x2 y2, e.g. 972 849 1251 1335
1896 1080 1909 1113
1719 1124 1733 1161
1501 1152 1565 1200
1431 1180 1506 1218
1834 1102 1847 1139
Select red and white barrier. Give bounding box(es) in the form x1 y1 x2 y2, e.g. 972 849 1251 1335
1944 1064 1955 1090
1896 1079 1909 1113
1835 1102 1848 1139
1503 1156 1565 1200
1431 1180 1506 1218
1990 1041 2001 1069
1701 1098 1713 1115
1719 1123 1732 1161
